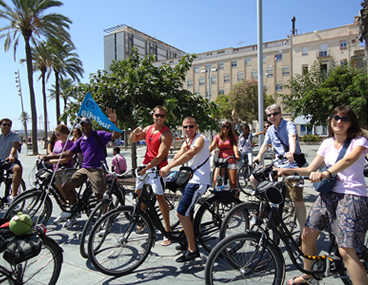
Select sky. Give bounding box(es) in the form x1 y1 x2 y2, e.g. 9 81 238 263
0 0 363 131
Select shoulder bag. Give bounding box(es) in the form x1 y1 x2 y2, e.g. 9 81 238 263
274 131 306 167
313 138 351 195
175 156 210 188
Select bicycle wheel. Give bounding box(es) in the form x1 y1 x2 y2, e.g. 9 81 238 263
0 235 63 285
79 184 125 259
194 194 241 252
205 232 285 285
237 164 250 192
4 190 53 225
88 205 155 276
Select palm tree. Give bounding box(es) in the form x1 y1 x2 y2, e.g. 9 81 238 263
30 41 52 149
49 39 84 124
48 78 77 125
0 0 72 155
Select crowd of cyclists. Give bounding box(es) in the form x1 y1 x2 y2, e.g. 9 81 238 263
1 102 368 284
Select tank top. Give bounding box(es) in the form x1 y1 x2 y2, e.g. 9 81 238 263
187 134 211 185
142 125 170 169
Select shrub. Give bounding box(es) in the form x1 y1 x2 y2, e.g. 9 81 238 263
301 134 320 142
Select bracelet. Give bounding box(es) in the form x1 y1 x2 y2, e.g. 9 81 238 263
325 169 332 178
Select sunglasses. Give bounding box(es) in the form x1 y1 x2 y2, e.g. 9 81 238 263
1 124 11 127
332 115 351 123
264 125 271 128
266 112 280 118
55 133 61 136
222 125 230 129
183 125 195 129
154 114 165 118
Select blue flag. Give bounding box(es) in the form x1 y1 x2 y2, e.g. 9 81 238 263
78 93 122 133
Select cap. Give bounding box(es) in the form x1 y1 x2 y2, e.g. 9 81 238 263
80 117 92 125
9 212 33 235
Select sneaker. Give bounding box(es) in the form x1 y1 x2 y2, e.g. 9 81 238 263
176 249 200 263
54 212 72 223
64 217 77 228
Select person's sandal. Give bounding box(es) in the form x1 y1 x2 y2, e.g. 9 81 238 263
288 274 315 284
161 236 172 246
136 222 146 234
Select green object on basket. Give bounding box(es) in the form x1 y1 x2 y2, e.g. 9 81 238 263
9 212 33 235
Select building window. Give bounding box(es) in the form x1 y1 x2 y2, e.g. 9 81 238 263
245 57 252 66
266 69 273 77
205 63 212 70
340 59 347 66
302 47 308 56
187 79 193 87
251 70 258 79
302 65 308 75
263 55 267 64
195 91 200 96
340 40 347 49
219 89 225 95
224 74 230 83
237 72 244 81
211 76 217 84
282 67 290 76
275 83 283 91
194 66 199 73
274 54 282 61
231 60 237 68
218 62 224 70
199 78 205 86
319 44 328 57
321 64 327 73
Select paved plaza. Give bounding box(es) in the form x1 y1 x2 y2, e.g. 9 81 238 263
0 142 360 284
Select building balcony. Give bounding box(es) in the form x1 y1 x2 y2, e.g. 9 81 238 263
316 49 331 59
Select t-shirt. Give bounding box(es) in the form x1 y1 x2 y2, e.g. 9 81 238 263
0 131 19 160
70 130 112 168
52 140 74 170
317 136 368 196
112 154 127 174
214 135 238 163
238 133 255 153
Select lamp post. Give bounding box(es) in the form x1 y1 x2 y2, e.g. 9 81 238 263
201 67 218 100
14 70 28 143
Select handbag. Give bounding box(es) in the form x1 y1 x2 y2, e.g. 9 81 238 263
175 156 210 188
313 138 351 195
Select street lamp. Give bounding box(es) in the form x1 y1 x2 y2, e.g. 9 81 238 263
201 67 218 100
14 70 28 143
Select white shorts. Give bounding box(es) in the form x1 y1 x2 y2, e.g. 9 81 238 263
135 166 167 196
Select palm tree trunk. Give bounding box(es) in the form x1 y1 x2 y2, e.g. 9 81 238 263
63 97 68 125
55 72 61 124
42 73 48 149
25 37 38 155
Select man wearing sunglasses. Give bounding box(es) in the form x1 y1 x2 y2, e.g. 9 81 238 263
0 118 23 204
129 105 173 246
254 104 307 232
160 117 210 262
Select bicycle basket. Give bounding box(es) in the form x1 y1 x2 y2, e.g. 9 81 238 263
252 165 274 182
3 234 42 266
256 181 284 205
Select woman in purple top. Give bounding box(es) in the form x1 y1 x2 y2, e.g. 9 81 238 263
277 106 368 285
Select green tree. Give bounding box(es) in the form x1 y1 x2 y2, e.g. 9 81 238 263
282 60 368 126
49 39 83 124
0 0 72 155
67 49 219 167
228 79 274 122
359 0 368 53
48 78 77 125
30 41 52 148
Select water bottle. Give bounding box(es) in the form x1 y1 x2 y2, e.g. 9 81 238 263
223 184 230 191
167 171 177 182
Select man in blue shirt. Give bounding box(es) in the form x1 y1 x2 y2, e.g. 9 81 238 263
254 104 306 231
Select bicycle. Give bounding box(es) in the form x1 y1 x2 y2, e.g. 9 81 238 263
87 167 241 276
79 165 135 259
204 175 368 284
0 160 26 209
236 151 254 193
0 221 63 285
219 158 297 241
4 159 125 226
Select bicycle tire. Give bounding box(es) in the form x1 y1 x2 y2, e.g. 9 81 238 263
4 190 53 225
194 194 241 252
164 188 181 230
237 164 251 193
204 231 285 285
0 234 63 285
88 205 155 276
79 184 125 259
80 183 98 217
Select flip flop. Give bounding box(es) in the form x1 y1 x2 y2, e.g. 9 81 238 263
161 237 172 246
288 274 314 284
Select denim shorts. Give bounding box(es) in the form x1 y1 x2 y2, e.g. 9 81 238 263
177 183 209 216
306 192 368 249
